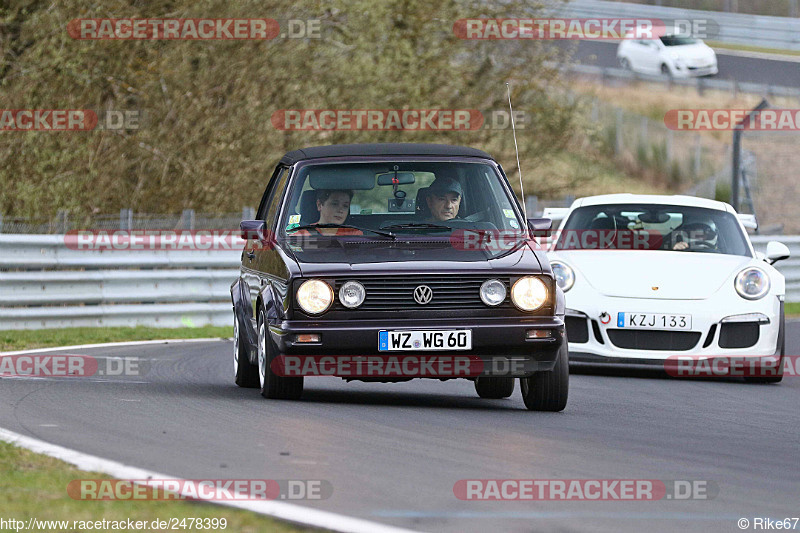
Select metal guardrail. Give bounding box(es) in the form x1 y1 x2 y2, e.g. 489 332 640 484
557 0 800 51
751 236 800 303
0 235 241 330
0 234 797 330
557 62 800 100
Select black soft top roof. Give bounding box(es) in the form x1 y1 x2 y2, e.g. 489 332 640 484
279 143 494 165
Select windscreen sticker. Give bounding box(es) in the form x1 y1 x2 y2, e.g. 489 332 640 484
288 214 301 224
503 209 515 218
509 220 519 229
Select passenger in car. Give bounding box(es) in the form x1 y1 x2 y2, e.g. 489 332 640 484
424 177 463 222
295 189 362 236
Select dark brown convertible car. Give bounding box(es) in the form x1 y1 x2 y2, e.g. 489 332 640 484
231 143 568 411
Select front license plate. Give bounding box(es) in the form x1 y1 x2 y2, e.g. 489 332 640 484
617 312 692 330
379 330 472 351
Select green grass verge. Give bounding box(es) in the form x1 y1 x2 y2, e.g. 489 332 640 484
0 326 233 352
0 440 310 532
706 40 800 57
785 302 800 317
0 326 314 532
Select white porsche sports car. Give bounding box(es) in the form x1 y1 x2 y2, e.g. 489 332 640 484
545 194 790 382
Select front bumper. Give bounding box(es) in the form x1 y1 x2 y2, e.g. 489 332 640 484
269 316 565 376
674 64 718 77
563 295 781 363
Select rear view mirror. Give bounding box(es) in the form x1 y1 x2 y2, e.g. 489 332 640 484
638 212 670 224
377 172 415 186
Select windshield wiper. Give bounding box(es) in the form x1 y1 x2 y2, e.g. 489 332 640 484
381 223 452 232
286 223 396 240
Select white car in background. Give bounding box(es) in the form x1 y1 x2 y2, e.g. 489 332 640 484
546 194 790 382
617 35 718 78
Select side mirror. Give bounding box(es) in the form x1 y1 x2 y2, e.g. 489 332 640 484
527 218 553 248
240 219 266 241
527 218 552 231
765 241 790 265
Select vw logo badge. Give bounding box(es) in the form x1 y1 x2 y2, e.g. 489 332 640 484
413 285 433 305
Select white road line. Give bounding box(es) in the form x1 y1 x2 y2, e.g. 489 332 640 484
0 427 421 533
0 338 228 356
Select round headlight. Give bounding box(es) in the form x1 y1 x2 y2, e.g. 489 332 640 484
339 281 366 309
296 279 334 315
511 276 548 312
734 267 770 300
551 262 575 292
480 279 507 306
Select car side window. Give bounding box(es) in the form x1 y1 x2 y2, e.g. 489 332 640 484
259 167 290 230
256 166 283 220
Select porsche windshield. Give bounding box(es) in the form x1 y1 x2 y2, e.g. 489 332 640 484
555 204 751 256
279 160 525 243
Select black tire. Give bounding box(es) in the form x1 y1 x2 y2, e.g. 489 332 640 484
520 336 569 411
661 63 672 77
257 310 303 400
474 376 515 399
745 332 784 384
233 316 259 388
619 57 630 70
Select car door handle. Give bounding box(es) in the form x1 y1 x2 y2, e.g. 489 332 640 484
246 251 255 260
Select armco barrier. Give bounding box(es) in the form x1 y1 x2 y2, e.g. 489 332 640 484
751 236 800 303
555 0 800 51
0 235 241 330
0 234 797 330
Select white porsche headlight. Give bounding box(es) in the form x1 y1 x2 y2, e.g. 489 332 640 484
734 268 770 300
551 262 575 292
297 279 334 314
511 276 548 312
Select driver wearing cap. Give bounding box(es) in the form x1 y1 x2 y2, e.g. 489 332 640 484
425 177 462 222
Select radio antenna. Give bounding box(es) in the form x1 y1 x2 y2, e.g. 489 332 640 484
506 82 527 221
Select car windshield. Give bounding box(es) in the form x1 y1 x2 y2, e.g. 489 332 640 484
660 35 699 46
555 204 751 256
278 161 526 260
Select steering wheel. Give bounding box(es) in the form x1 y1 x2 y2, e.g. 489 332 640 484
464 209 489 223
689 240 715 250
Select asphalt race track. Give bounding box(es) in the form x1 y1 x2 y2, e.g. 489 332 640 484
1 323 799 533
560 41 800 87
